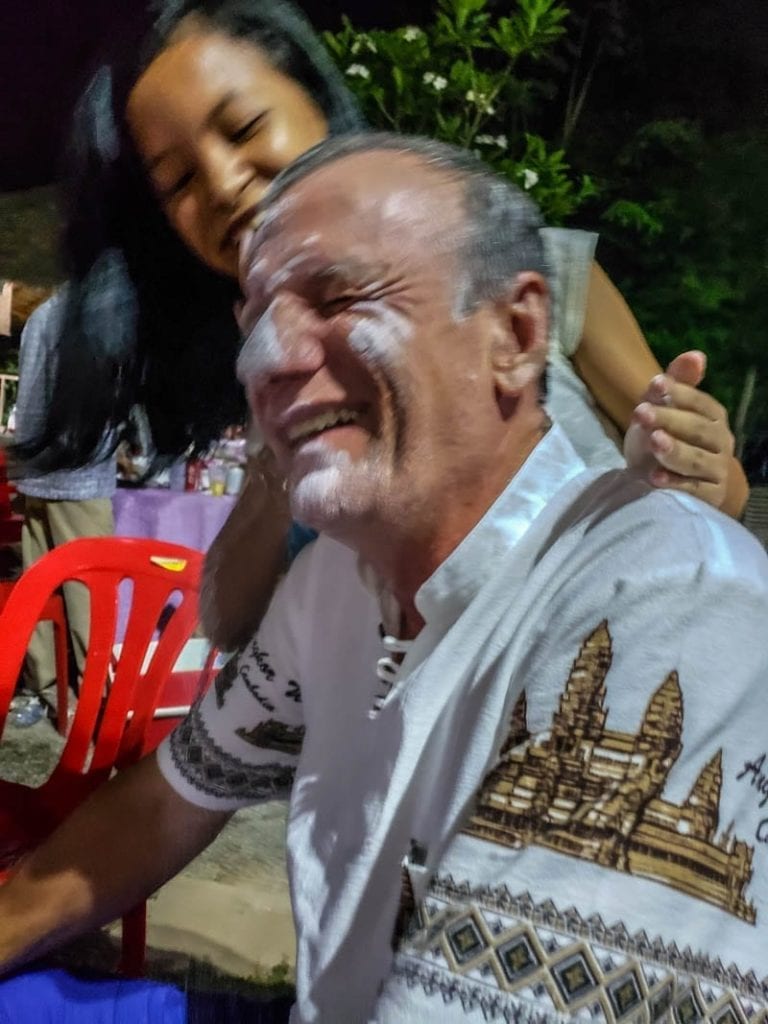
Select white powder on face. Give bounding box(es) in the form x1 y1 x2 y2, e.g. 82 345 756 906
280 303 411 530
347 304 412 364
237 193 301 305
240 254 267 296
451 274 474 323
289 440 389 532
238 231 262 284
236 301 283 386
290 446 351 525
237 253 267 337
265 245 318 294
380 186 421 226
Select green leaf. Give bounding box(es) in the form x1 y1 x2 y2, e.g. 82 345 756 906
451 0 488 31
602 200 665 239
321 31 344 57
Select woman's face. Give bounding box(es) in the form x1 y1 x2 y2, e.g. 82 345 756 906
127 28 329 278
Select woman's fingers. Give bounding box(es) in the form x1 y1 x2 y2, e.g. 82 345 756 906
648 467 724 505
664 350 706 388
644 374 728 423
646 429 724 484
634 403 732 456
625 355 735 511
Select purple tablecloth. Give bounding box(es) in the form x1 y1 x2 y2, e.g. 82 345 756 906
112 489 236 642
113 487 236 553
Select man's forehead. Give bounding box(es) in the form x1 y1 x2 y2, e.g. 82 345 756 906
261 150 463 257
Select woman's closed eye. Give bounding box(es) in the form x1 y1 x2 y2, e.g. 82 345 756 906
229 111 268 144
158 169 195 202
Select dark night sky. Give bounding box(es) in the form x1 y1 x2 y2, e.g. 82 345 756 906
0 0 765 191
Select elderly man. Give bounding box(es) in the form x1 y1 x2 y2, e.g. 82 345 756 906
0 135 767 1024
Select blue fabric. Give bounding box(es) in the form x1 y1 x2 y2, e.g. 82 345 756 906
0 969 187 1024
287 522 317 562
0 969 293 1024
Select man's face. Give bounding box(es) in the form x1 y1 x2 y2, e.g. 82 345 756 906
237 152 513 536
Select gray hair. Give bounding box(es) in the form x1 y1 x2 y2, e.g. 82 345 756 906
261 132 548 315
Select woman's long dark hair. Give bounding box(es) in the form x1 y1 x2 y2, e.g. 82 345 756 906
15 0 364 470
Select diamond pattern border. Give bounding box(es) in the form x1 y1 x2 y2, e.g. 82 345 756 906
393 880 768 1024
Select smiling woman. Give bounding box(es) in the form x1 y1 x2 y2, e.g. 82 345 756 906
126 23 328 278
13 0 364 471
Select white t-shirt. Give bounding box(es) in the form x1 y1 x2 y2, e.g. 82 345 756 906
158 425 768 1022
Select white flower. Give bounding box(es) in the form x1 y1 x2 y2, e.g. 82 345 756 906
522 168 540 190
346 64 371 80
475 134 495 146
465 90 495 115
495 134 508 150
424 71 447 90
403 26 423 42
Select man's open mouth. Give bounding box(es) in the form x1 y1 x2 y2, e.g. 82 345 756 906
287 408 363 448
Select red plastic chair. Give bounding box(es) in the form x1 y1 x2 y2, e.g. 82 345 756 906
0 536 205 976
0 583 70 733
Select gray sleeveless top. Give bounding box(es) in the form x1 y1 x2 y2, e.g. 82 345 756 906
541 227 625 470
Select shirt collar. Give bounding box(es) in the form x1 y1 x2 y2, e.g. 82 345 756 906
414 422 586 628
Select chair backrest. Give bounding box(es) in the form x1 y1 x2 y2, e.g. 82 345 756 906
0 537 204 782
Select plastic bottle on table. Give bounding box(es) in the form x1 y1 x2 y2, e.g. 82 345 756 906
225 464 245 496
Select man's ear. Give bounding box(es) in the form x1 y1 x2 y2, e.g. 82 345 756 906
489 272 548 398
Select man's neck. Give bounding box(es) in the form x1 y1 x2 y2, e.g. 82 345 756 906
356 413 549 639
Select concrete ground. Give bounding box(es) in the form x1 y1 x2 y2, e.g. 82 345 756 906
0 712 295 992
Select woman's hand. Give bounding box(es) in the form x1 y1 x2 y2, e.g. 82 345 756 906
624 351 738 510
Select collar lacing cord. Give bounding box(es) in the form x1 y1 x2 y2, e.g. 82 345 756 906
372 630 413 715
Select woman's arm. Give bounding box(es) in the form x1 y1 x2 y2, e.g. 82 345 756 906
201 448 291 651
571 263 660 430
573 262 749 518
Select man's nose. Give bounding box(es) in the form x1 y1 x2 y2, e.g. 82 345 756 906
236 294 325 388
